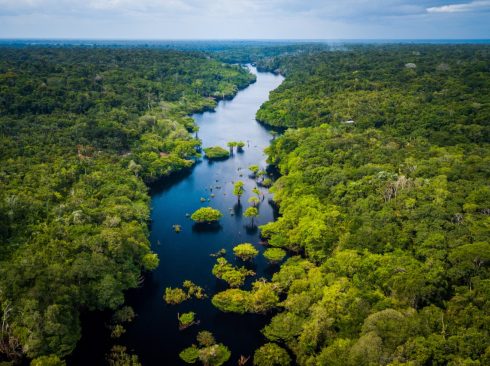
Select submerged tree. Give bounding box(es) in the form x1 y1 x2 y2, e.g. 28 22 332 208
249 165 260 178
191 207 223 223
236 141 245 152
178 312 198 330
248 196 260 207
183 280 207 299
164 287 189 305
107 345 141 366
244 206 259 226
233 243 259 261
233 181 245 202
253 343 291 366
204 146 230 160
227 141 237 155
179 331 231 366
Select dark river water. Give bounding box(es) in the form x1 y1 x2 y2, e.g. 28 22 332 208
70 66 284 365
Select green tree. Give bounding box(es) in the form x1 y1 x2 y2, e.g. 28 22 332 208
191 207 223 223
204 147 230 160
249 280 279 314
179 331 230 366
212 257 255 287
248 196 260 207
253 343 291 366
180 346 199 364
244 206 259 226
233 243 259 261
107 345 141 366
236 141 245 151
233 181 245 202
263 248 286 264
178 312 196 330
211 289 251 314
31 355 66 366
227 141 237 154
164 287 189 305
249 165 260 178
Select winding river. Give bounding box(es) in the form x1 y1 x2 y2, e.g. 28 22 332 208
71 66 284 365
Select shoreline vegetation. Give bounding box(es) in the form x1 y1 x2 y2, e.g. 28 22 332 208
247 44 490 365
0 47 255 362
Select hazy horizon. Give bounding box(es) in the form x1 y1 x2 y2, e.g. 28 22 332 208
1 1 489 40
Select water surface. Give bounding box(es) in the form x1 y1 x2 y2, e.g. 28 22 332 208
119 66 284 365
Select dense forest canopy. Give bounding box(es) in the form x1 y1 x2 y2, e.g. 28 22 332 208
0 42 489 366
0 47 254 361
246 45 490 365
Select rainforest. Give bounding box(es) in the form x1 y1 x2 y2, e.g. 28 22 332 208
0 41 489 366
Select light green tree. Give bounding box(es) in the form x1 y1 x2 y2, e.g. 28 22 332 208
233 181 245 202
244 206 259 226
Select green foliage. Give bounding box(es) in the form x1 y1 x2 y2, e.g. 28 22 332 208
253 343 291 366
248 196 260 207
254 44 490 365
183 280 207 299
204 146 230 160
263 248 286 264
110 324 126 339
244 206 259 225
0 47 254 359
249 165 260 176
212 280 279 314
190 207 223 223
180 331 231 366
163 287 189 305
211 289 251 314
178 312 196 328
197 331 216 347
249 281 280 314
212 257 255 287
256 45 490 145
164 281 206 305
30 355 66 366
233 181 245 201
261 178 273 188
180 346 200 364
107 345 141 366
142 253 160 270
198 344 231 366
233 243 259 261
227 141 238 153
113 306 135 324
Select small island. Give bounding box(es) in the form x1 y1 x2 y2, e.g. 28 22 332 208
203 146 230 160
191 207 223 223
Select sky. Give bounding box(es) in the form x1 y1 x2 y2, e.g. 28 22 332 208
0 0 489 39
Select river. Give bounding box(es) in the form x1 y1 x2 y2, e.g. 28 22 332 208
70 65 284 365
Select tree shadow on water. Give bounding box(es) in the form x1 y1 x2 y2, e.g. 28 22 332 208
192 222 223 233
244 224 258 235
233 202 243 217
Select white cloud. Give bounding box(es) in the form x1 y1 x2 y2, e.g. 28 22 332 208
0 0 489 38
427 0 490 13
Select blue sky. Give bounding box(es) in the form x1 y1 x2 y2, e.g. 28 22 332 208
0 0 489 39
